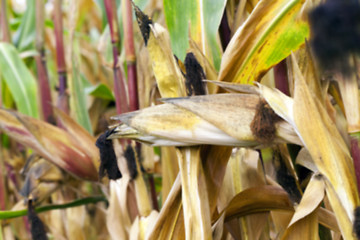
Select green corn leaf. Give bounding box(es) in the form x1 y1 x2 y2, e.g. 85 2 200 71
164 0 226 70
0 43 39 118
85 83 115 101
12 0 36 51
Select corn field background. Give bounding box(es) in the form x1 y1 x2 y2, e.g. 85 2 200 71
0 0 360 239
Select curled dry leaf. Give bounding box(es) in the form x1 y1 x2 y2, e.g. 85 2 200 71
146 175 185 240
287 174 325 227
0 109 98 181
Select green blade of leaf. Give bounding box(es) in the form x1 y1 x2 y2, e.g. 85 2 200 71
164 0 226 70
85 83 115 101
12 0 36 51
0 42 39 118
0 196 107 220
68 8 93 134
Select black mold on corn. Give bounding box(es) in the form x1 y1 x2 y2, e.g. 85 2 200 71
96 129 122 180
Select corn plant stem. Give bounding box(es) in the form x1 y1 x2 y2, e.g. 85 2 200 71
35 0 54 123
123 0 138 111
104 0 129 114
0 196 108 220
0 0 10 42
35 54 55 124
53 0 69 113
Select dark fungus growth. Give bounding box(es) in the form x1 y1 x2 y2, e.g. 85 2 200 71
28 200 48 240
124 145 139 180
95 129 122 180
184 52 207 96
354 207 360 239
250 99 281 144
273 150 302 203
308 0 360 74
133 2 152 46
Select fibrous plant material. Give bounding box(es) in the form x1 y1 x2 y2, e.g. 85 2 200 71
250 99 282 144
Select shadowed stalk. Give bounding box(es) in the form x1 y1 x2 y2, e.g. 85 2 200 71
219 11 231 51
0 0 10 42
274 59 290 96
104 0 129 115
53 0 69 114
35 0 55 124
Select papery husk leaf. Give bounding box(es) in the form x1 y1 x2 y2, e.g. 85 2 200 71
107 178 132 240
161 147 179 201
295 148 318 172
65 206 86 240
211 212 225 240
130 210 159 240
147 22 186 98
317 208 340 233
218 148 268 239
0 109 98 181
336 71 360 133
146 175 185 240
204 80 260 94
218 0 309 84
176 147 212 240
281 210 319 240
288 174 325 227
54 108 100 170
291 54 359 239
218 186 293 222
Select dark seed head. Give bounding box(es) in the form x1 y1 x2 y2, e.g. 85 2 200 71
133 3 152 46
184 53 206 96
95 130 122 180
124 145 139 180
354 207 360 239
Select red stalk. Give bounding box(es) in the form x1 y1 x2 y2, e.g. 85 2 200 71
104 0 129 114
123 0 138 111
35 0 55 124
0 0 11 42
53 0 69 113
